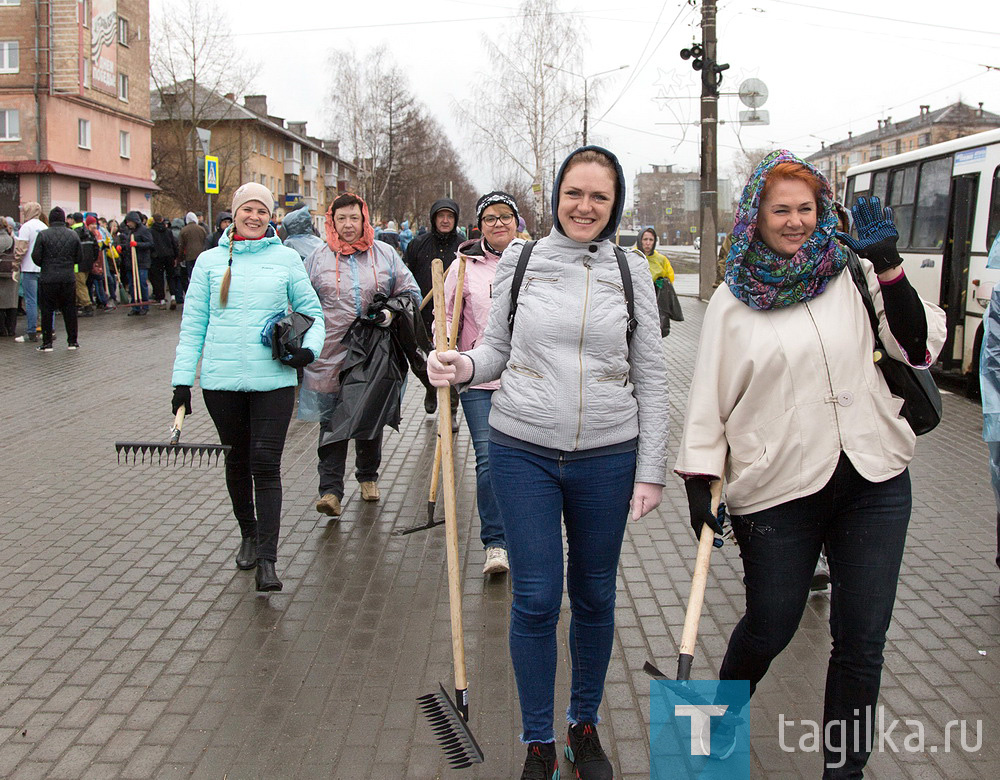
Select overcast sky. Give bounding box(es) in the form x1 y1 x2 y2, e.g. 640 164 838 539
152 0 1000 204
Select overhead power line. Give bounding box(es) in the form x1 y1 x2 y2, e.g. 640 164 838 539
764 0 1000 37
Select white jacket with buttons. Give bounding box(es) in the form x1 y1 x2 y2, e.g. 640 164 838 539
675 258 946 514
465 229 670 485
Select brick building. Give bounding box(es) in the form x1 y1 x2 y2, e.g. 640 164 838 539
0 0 157 220
150 84 357 230
633 164 733 245
806 101 1000 199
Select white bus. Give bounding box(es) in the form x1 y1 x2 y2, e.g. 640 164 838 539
844 127 1000 379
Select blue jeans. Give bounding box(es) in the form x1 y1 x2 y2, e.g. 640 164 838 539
459 389 505 549
130 268 149 312
20 271 38 334
489 440 636 743
721 453 911 779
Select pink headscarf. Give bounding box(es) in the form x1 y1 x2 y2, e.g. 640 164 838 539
325 193 375 255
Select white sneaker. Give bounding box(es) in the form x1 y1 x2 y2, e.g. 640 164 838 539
482 547 509 576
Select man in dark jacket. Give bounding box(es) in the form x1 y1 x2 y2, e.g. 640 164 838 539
115 210 154 315
32 207 82 351
149 213 179 309
204 211 232 251
403 197 461 414
177 211 207 296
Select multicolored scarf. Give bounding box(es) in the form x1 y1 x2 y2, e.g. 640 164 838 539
325 193 375 255
726 150 846 310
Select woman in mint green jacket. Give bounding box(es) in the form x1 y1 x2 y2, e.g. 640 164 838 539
171 183 324 593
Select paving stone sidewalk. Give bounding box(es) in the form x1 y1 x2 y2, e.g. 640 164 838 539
0 298 997 779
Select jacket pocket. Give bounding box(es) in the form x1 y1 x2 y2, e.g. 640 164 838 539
726 407 797 506
523 276 558 289
508 362 545 379
597 370 629 386
596 277 624 294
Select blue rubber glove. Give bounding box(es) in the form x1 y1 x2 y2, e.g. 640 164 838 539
835 196 903 274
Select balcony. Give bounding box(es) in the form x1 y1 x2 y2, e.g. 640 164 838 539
302 164 318 182
283 159 300 176
324 173 339 188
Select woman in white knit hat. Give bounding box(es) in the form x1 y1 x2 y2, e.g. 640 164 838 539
171 183 325 593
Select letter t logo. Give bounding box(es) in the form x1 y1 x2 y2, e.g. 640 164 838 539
675 705 729 756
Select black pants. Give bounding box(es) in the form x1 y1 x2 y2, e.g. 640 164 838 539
149 257 178 301
39 280 77 346
0 308 16 336
203 387 295 563
317 427 383 499
721 453 911 779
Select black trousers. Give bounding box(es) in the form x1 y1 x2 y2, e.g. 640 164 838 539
203 387 294 562
149 257 178 301
0 308 16 336
317 429 383 498
39 280 77 346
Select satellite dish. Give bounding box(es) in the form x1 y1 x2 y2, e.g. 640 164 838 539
150 169 157 182
738 78 768 109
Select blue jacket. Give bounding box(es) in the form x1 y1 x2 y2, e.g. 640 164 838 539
172 228 325 391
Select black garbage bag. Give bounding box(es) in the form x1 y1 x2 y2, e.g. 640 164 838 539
656 280 684 336
320 293 428 445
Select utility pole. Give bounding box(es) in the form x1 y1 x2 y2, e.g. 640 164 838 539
681 1 728 301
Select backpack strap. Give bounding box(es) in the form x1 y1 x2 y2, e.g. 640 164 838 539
507 240 536 335
613 245 637 345
507 239 636 345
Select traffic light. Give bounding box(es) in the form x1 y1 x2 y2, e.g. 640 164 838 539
680 43 729 95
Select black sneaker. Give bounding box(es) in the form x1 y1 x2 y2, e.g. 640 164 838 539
565 723 611 779
810 553 830 591
521 742 559 780
36 343 54 352
708 711 744 760
67 342 80 351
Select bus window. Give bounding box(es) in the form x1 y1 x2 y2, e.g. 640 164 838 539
872 171 889 204
844 177 856 208
988 166 1000 252
888 165 917 248
912 156 952 249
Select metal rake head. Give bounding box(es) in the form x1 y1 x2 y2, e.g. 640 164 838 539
114 442 230 467
417 684 484 769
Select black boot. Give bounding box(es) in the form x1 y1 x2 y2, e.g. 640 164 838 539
255 560 283 592
424 386 437 414
236 538 257 570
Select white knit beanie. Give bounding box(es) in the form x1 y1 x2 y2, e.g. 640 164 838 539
231 183 274 217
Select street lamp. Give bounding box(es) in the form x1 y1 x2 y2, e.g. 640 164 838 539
544 63 629 146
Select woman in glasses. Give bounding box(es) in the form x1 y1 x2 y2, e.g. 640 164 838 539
441 191 521 577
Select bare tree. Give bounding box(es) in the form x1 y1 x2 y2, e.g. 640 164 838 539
149 0 258 212
326 45 476 228
456 0 585 232
728 146 772 192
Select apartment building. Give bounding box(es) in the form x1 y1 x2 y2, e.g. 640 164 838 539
807 101 1000 199
0 0 156 219
633 164 733 245
151 85 357 228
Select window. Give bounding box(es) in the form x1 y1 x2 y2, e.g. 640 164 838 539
269 140 274 159
118 72 128 102
988 167 1000 253
251 135 256 153
120 187 129 215
918 133 931 148
0 40 18 73
83 57 90 88
911 156 952 249
886 164 917 248
259 173 266 185
79 182 90 212
119 130 130 158
118 17 129 46
78 119 91 149
0 108 19 140
872 171 889 204
0 1 22 6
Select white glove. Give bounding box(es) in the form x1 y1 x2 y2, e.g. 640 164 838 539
427 349 473 387
630 482 663 520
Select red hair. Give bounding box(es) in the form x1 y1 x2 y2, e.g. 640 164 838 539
761 161 822 203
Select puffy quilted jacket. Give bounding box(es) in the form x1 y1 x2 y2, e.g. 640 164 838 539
31 221 82 283
465 229 670 485
171 228 325 391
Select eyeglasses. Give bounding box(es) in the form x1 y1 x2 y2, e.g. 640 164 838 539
482 213 515 227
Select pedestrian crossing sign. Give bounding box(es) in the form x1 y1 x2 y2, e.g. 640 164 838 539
204 156 219 194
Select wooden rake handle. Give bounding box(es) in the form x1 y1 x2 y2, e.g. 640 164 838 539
431 259 469 694
677 478 723 680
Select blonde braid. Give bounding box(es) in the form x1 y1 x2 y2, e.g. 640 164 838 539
219 225 234 307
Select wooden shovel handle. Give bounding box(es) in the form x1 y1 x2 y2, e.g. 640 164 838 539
169 407 185 445
678 479 723 657
431 259 468 692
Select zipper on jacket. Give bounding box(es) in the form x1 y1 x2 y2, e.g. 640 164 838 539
523 275 558 291
574 263 592 449
805 303 843 449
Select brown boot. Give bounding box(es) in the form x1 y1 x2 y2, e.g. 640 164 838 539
360 481 380 502
315 493 342 517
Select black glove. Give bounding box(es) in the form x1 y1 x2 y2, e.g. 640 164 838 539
281 346 314 369
685 478 724 542
171 385 192 415
835 196 903 274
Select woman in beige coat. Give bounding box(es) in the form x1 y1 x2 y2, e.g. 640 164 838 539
676 150 945 777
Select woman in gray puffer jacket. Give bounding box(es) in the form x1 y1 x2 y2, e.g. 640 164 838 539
429 146 669 779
